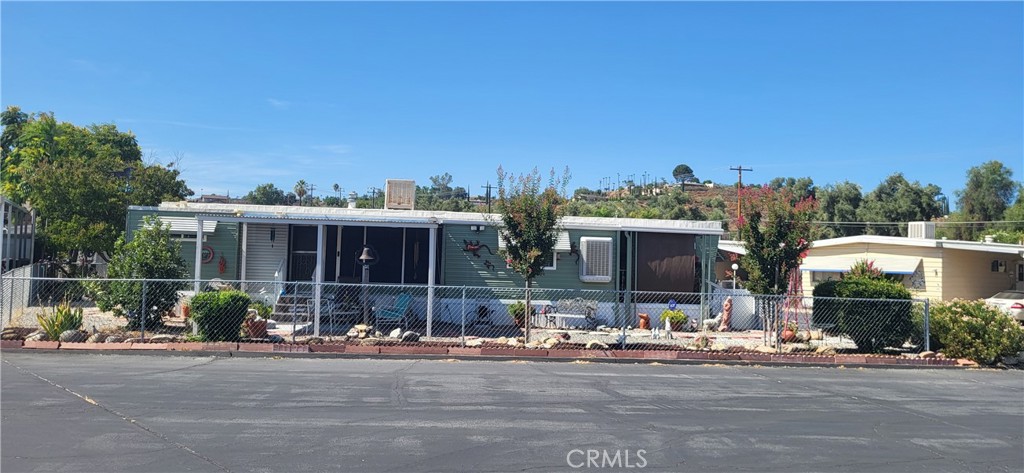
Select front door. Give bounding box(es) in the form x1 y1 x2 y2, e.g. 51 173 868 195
288 225 318 281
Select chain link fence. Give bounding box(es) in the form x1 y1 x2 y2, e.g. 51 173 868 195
0 276 929 355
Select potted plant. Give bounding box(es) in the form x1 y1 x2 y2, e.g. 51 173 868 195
244 301 272 339
781 321 798 343
660 309 689 331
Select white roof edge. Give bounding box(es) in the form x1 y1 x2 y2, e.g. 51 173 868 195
811 234 1024 255
153 202 724 235
811 235 939 249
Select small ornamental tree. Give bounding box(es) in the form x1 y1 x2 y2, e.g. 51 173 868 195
494 166 570 341
95 215 188 329
738 186 818 295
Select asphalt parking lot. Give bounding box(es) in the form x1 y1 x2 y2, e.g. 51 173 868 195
2 352 1022 472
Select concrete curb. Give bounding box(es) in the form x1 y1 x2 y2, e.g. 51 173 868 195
0 342 969 369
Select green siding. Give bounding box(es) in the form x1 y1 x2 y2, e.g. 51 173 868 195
442 224 617 290
126 209 240 280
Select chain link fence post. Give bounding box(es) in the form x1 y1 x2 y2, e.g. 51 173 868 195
461 286 466 347
140 279 147 342
923 298 930 352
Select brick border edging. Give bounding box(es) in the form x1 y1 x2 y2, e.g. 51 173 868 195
0 342 966 368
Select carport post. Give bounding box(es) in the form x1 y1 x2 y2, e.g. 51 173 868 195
427 225 437 338
192 216 203 336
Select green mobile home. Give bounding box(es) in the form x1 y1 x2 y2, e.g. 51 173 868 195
127 202 723 334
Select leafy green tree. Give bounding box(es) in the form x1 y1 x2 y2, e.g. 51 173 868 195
130 162 193 205
738 186 817 295
494 166 570 341
95 216 188 329
767 177 816 202
429 172 453 193
954 161 1020 240
857 173 942 236
2 109 190 262
816 181 863 237
672 164 697 184
243 183 286 205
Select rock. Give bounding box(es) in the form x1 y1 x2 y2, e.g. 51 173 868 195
814 346 837 356
495 337 508 345
2 327 34 340
585 340 609 350
354 324 370 331
59 330 88 343
104 335 126 343
149 334 178 343
710 343 728 351
506 338 520 347
346 328 360 337
306 337 325 345
390 328 403 339
374 330 384 338
465 339 484 347
809 330 824 341
754 345 777 354
525 340 543 349
553 332 571 341
86 333 106 343
400 331 420 343
919 351 936 359
268 335 286 343
543 337 561 347
26 331 49 342
359 338 380 346
596 325 608 331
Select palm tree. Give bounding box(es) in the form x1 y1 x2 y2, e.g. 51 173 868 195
294 180 308 206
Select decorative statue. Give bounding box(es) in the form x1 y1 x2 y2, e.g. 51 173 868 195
718 297 733 332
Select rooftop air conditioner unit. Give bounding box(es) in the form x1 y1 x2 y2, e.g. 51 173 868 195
907 221 935 239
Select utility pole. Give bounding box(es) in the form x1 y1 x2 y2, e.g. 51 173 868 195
730 165 753 226
480 182 493 213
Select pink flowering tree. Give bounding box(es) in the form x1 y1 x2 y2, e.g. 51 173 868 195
494 166 570 341
738 186 818 295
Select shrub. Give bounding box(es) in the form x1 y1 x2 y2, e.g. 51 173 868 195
507 301 536 327
929 299 1024 364
811 279 841 332
37 300 84 340
659 309 688 325
833 276 913 353
95 216 188 329
189 290 251 342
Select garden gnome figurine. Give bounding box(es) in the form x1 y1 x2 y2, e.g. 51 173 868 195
718 297 733 332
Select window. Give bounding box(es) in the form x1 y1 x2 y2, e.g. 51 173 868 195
811 271 841 285
505 251 557 271
579 237 613 283
542 251 556 271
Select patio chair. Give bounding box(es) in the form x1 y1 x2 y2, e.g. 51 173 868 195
376 293 411 332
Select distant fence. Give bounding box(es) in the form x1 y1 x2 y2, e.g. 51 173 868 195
0 276 929 354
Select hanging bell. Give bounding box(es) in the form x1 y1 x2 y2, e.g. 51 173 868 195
359 247 375 264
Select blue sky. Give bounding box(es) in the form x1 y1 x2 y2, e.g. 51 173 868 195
2 2 1021 205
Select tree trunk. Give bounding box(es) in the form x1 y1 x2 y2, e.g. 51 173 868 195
524 278 532 343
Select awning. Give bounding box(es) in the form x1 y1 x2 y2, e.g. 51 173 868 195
498 231 571 251
801 254 921 275
161 217 218 234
